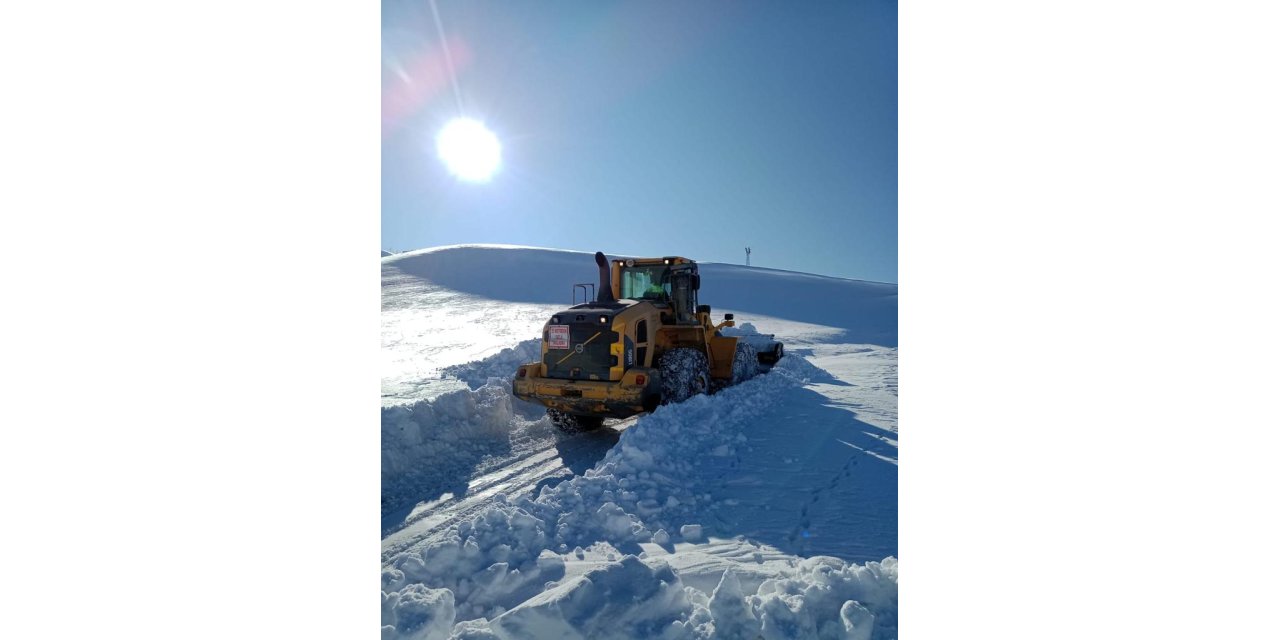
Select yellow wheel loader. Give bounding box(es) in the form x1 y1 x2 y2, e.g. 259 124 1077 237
512 252 784 432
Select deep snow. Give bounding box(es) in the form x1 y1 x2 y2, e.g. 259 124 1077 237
382 245 897 639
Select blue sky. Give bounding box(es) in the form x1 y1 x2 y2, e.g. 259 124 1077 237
383 1 897 283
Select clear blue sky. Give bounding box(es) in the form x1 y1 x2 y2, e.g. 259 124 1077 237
383 1 897 283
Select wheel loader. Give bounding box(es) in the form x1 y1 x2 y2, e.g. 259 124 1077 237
512 252 784 432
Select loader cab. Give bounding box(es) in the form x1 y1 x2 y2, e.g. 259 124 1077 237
614 257 700 324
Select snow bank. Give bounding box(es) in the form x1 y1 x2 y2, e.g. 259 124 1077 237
382 379 519 516
384 501 567 624
440 339 543 393
489 555 695 640
437 339 547 422
506 353 831 547
442 555 897 640
382 584 455 640
751 556 897 640
383 353 898 638
707 570 756 639
511 372 766 549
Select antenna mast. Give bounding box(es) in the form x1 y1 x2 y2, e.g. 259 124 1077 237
745 247 751 267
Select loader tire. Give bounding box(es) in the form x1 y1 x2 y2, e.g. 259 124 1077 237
548 409 604 433
730 342 759 386
659 348 710 405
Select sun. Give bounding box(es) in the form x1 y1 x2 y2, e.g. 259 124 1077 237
436 118 501 182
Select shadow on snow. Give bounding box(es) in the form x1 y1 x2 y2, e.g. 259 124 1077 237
694 382 897 564
531 427 623 498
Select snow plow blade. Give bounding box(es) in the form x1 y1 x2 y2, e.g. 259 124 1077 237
732 332 785 367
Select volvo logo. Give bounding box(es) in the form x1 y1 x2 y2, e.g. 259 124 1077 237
574 343 584 354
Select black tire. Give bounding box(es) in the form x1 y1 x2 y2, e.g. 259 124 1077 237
642 394 661 414
547 409 605 433
659 348 710 404
730 342 759 385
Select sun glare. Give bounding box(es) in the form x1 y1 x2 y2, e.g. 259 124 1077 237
436 118 501 182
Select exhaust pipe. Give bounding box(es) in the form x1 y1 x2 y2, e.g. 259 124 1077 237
595 251 615 303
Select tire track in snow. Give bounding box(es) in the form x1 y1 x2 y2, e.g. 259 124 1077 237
382 417 639 565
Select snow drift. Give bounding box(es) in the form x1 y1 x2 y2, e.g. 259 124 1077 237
381 380 521 517
440 340 544 392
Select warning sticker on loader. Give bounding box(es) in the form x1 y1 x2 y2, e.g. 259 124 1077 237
548 325 570 350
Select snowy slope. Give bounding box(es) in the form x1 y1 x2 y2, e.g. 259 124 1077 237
381 245 897 639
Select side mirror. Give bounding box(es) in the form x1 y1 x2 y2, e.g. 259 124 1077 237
724 313 734 320
692 275 701 290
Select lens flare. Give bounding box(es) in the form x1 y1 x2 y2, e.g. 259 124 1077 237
436 118 501 182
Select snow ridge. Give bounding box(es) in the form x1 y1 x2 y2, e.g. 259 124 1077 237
382 339 549 517
382 381 523 517
440 340 543 391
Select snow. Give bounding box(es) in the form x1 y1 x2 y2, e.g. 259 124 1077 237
708 570 756 639
752 556 897 640
440 340 544 392
381 245 897 639
383 585 456 640
488 555 694 640
381 379 525 518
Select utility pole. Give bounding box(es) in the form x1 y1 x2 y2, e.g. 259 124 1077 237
745 247 751 267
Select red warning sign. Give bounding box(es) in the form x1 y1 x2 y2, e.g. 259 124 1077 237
548 325 570 350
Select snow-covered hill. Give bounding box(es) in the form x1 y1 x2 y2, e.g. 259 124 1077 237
381 245 897 639
385 244 896 344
